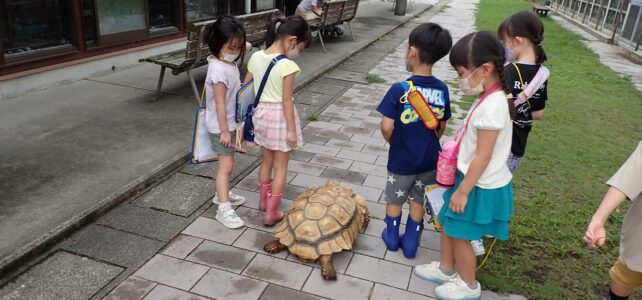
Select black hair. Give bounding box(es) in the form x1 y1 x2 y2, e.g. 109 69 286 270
450 31 515 119
408 23 453 65
265 15 311 49
498 10 547 64
207 15 247 63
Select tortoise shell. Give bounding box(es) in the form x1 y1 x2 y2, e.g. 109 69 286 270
273 181 369 261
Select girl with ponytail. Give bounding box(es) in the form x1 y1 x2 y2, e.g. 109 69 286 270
244 15 311 225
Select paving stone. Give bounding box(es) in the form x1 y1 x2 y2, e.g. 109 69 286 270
259 284 324 300
134 173 215 217
98 204 190 241
181 217 245 245
420 229 441 251
365 199 387 219
303 133 330 145
235 206 291 232
363 121 380 130
186 240 256 273
104 277 157 300
314 129 352 141
233 228 288 259
0 251 123 300
302 272 373 300
349 161 388 177
345 254 411 289
180 153 258 179
371 283 431 300
248 169 297 184
307 121 342 131
384 246 440 267
133 254 209 290
341 182 383 203
144 285 208 300
363 175 387 189
375 155 388 167
282 185 308 202
320 167 367 184
291 150 316 162
161 234 204 259
325 139 365 151
296 103 323 121
362 144 389 156
61 224 164 267
295 91 334 106
288 160 326 176
330 117 364 127
353 233 388 258
301 143 341 156
363 218 386 237
290 173 327 188
408 272 439 299
324 69 370 84
286 250 353 274
336 149 378 164
243 254 313 290
191 268 268 300
306 82 347 96
309 154 354 169
236 175 259 191
340 125 375 136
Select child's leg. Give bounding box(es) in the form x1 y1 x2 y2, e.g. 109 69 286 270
382 172 411 251
408 200 424 222
259 147 275 184
385 204 402 218
215 155 234 203
263 150 289 225
452 237 477 286
439 231 456 273
608 257 642 299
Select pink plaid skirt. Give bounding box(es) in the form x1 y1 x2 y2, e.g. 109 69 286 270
252 102 304 152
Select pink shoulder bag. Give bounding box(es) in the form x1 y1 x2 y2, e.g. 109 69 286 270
436 82 502 187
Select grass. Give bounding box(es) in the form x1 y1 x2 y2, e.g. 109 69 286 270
475 1 642 299
307 114 320 122
366 73 386 84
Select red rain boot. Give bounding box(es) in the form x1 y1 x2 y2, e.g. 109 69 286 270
263 191 284 226
258 181 271 212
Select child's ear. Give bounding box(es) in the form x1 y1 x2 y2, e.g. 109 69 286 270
480 62 494 77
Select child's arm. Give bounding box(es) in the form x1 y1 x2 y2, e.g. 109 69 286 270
213 83 232 147
311 5 322 17
532 110 544 120
436 121 447 138
449 129 498 214
283 74 297 148
243 71 253 84
584 187 627 249
380 117 394 144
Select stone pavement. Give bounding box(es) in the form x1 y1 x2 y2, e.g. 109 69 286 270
85 1 521 299
0 0 433 279
551 15 642 92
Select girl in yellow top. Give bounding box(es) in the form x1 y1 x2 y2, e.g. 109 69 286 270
245 16 311 225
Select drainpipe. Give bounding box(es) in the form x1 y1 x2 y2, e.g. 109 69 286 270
246 0 252 13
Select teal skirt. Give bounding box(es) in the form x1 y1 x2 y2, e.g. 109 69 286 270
438 172 514 241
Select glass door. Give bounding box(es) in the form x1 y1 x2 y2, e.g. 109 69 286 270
94 0 148 46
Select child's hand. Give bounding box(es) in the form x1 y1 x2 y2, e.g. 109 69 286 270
286 131 297 149
220 132 233 148
449 189 468 214
584 220 606 249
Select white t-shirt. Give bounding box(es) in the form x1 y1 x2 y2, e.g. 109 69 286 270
205 56 240 134
457 90 513 189
297 0 318 12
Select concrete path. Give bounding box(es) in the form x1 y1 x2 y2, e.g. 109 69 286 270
0 1 433 277
551 15 642 92
2 1 527 299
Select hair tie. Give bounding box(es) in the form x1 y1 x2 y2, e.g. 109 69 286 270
275 21 282 32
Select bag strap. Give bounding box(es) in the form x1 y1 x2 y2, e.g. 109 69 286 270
454 82 502 148
253 54 287 107
512 64 550 107
199 81 206 107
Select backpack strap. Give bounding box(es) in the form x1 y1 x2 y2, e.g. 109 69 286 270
399 81 415 103
512 64 550 107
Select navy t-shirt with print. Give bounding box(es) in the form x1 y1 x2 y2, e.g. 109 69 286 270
376 75 451 175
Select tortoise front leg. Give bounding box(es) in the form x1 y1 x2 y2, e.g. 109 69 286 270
264 239 287 254
319 254 337 280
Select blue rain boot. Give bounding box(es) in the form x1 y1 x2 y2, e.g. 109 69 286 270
381 215 401 251
400 216 424 258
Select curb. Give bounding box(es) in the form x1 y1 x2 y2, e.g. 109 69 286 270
0 4 433 278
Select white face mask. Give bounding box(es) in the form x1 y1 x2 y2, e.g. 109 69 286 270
504 46 516 62
220 51 238 63
458 67 484 95
286 44 300 60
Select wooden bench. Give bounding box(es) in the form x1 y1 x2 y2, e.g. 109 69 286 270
140 9 280 103
533 5 550 16
309 0 360 53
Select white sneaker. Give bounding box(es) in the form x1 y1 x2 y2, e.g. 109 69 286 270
435 277 481 300
413 261 458 285
215 208 245 229
213 191 246 206
470 239 485 256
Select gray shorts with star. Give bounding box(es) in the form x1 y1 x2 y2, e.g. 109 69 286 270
384 171 436 205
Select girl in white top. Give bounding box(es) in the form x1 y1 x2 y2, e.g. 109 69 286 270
203 16 253 229
245 16 310 226
413 32 515 300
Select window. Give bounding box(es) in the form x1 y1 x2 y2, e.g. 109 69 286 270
256 0 276 11
1 0 74 65
185 0 245 23
149 0 177 33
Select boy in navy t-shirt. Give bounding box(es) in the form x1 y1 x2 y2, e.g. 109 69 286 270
377 23 452 258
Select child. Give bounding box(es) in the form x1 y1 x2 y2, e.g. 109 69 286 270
295 0 321 18
498 10 548 173
245 16 310 225
413 31 514 299
205 16 250 229
584 141 642 300
377 23 453 259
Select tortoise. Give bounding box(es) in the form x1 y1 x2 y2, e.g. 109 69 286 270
264 181 370 280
